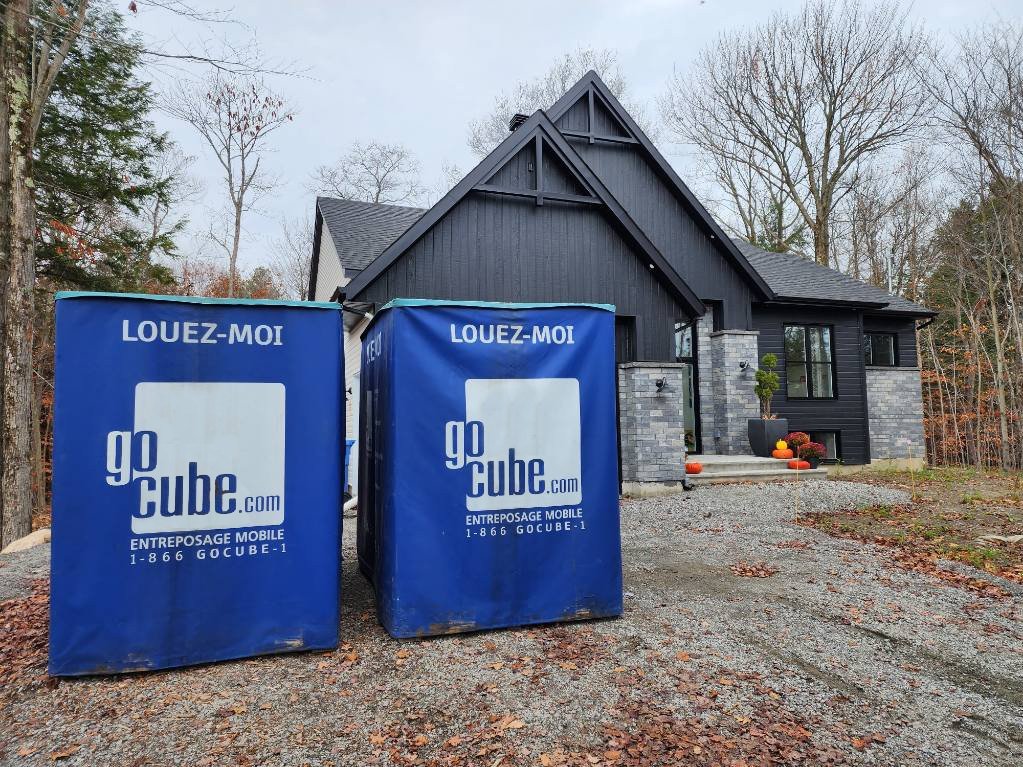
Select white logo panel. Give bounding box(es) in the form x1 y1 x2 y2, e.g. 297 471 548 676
463 378 581 512
130 382 285 534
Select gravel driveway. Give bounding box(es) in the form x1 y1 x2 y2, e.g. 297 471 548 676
2 480 1022 766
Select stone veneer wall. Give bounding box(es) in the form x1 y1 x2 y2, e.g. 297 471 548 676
617 363 690 483
708 330 761 454
866 367 927 461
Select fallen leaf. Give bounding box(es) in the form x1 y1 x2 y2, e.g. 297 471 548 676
50 745 80 760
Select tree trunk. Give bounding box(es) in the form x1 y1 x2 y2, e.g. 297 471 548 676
228 200 243 297
813 217 830 266
0 0 36 547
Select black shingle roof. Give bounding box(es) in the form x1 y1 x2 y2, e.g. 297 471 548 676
317 197 424 272
312 195 932 316
733 240 933 315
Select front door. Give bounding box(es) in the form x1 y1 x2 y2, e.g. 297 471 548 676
674 321 701 454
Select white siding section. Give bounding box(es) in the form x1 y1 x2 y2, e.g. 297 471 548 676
314 223 346 301
343 316 370 494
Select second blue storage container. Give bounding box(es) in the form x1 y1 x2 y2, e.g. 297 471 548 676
358 299 622 638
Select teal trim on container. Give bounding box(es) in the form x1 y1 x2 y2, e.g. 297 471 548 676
55 291 340 310
378 298 616 313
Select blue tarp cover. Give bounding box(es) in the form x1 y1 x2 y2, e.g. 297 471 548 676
358 301 622 638
49 292 343 674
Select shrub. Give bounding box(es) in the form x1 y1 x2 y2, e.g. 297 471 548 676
753 353 780 418
784 431 810 448
798 441 826 460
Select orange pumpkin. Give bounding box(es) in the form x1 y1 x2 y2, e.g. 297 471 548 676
787 459 812 470
685 462 703 475
772 448 794 459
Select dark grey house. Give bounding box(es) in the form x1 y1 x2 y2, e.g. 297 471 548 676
309 71 933 492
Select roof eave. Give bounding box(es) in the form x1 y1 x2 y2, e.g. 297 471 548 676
760 297 888 311
307 205 324 301
866 307 938 318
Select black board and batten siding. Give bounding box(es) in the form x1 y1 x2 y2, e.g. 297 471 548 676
567 140 754 330
752 306 870 465
354 193 686 362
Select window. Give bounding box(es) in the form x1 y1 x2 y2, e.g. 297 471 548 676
809 431 840 461
615 317 636 363
674 321 693 361
784 324 836 398
864 332 897 367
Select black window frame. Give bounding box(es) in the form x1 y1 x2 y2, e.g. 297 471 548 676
673 319 701 453
864 332 898 367
674 320 694 363
808 430 841 463
783 323 838 400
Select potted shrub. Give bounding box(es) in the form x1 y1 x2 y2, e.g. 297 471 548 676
797 441 826 468
747 353 789 457
785 432 810 450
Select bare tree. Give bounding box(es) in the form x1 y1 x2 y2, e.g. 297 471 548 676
311 142 423 205
833 146 942 297
924 21 1023 470
268 215 312 300
927 22 1023 192
468 47 657 157
164 73 292 296
662 0 929 266
138 145 202 259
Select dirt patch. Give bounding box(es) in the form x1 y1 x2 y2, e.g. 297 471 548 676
802 467 1023 585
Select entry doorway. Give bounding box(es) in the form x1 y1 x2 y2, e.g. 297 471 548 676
674 321 701 454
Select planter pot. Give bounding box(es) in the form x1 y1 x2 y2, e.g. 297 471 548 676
806 456 821 469
747 418 789 457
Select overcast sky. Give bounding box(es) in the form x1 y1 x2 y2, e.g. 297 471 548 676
124 0 1018 274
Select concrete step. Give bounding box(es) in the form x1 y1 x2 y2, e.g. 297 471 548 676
688 467 827 485
685 454 811 473
693 460 795 474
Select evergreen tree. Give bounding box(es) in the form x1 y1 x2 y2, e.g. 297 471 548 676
34 3 180 292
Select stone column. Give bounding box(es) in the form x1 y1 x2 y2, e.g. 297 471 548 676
709 330 760 454
866 367 926 464
617 363 691 488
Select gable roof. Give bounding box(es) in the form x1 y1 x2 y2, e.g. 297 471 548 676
341 110 707 318
733 241 934 316
307 197 424 299
546 71 774 302
318 197 424 272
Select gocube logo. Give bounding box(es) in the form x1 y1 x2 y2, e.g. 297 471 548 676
444 378 582 511
106 382 286 534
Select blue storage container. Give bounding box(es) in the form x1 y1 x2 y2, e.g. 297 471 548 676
49 292 344 675
358 299 622 638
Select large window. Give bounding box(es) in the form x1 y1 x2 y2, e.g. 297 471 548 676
864 332 897 367
784 324 836 399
